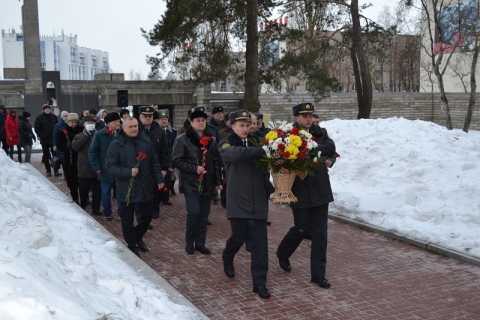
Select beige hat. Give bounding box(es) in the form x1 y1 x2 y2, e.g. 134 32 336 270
67 113 80 122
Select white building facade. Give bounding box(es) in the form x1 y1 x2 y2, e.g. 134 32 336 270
2 29 109 80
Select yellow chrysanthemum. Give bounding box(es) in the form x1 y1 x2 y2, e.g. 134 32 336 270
265 131 278 141
285 145 299 159
289 135 302 147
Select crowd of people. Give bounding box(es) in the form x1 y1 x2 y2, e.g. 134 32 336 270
0 101 336 299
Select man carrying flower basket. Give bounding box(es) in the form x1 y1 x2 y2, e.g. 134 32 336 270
172 106 223 256
105 117 165 258
276 102 336 290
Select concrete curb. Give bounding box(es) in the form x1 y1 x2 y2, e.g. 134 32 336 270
24 163 209 320
329 213 480 268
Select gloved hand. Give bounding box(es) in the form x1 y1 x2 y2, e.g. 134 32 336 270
262 146 271 158
66 142 72 149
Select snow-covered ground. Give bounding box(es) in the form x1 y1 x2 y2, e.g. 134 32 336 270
0 153 201 319
1 117 479 319
326 117 480 259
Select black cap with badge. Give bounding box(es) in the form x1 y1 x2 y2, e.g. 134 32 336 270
292 103 315 116
229 110 251 124
189 106 208 120
212 106 224 114
139 106 155 116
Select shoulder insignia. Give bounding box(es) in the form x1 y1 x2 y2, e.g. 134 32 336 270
221 143 231 149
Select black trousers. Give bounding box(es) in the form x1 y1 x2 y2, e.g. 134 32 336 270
184 194 212 247
41 143 54 173
120 199 153 253
223 218 268 286
276 204 329 278
78 177 101 211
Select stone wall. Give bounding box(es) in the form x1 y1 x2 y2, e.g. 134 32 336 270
257 92 480 131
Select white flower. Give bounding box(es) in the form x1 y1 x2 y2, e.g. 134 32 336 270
314 157 318 162
318 151 322 157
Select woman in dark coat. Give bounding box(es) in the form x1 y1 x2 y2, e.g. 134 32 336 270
18 112 36 163
56 113 82 203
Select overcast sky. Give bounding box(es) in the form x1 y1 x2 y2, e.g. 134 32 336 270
0 0 396 80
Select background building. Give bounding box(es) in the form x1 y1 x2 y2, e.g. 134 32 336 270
2 29 109 80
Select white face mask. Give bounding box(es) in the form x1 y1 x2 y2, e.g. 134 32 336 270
85 124 95 131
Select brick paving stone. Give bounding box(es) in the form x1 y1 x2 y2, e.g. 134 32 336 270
28 153 480 320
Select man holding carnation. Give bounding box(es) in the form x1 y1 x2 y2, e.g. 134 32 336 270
172 106 223 256
276 102 336 289
105 117 164 258
219 110 275 299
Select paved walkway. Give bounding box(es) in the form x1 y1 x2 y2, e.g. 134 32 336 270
30 153 480 319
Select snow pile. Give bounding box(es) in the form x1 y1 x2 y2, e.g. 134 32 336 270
327 117 480 258
0 152 198 319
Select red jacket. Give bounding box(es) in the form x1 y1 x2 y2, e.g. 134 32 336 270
5 114 19 146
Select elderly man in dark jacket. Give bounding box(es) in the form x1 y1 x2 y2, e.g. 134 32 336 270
105 117 164 257
173 106 223 256
34 104 59 177
276 103 336 290
72 115 102 215
219 110 274 299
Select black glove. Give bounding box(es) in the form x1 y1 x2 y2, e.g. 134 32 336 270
67 142 72 149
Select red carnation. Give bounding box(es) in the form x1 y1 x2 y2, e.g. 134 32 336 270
222 179 227 185
335 152 341 157
290 127 299 135
62 128 68 134
163 187 169 192
105 129 113 134
278 143 285 150
302 141 307 148
263 139 269 145
314 162 320 166
199 136 211 146
284 151 291 158
136 152 148 161
297 152 304 159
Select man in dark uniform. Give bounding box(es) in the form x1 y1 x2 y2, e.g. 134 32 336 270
138 106 170 219
157 109 174 205
209 106 226 131
219 110 274 299
105 117 164 258
34 104 59 177
276 102 336 289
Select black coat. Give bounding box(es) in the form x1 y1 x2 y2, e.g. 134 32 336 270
172 126 222 195
18 117 36 147
140 122 171 170
218 132 273 220
72 129 97 179
105 131 164 204
34 112 58 145
290 122 335 209
0 112 6 140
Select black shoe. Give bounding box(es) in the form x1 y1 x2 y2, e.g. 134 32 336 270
147 224 153 230
223 264 235 278
47 172 52 177
138 240 149 252
245 243 252 252
54 171 62 177
162 201 172 206
194 245 211 255
266 220 271 226
207 220 212 225
311 277 331 289
92 209 103 216
253 285 271 299
152 212 159 219
185 244 194 255
279 258 292 272
133 251 142 259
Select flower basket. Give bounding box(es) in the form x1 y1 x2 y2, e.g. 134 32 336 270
270 169 297 204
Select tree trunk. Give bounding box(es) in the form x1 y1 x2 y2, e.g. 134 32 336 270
350 0 373 119
244 0 260 112
463 37 480 132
